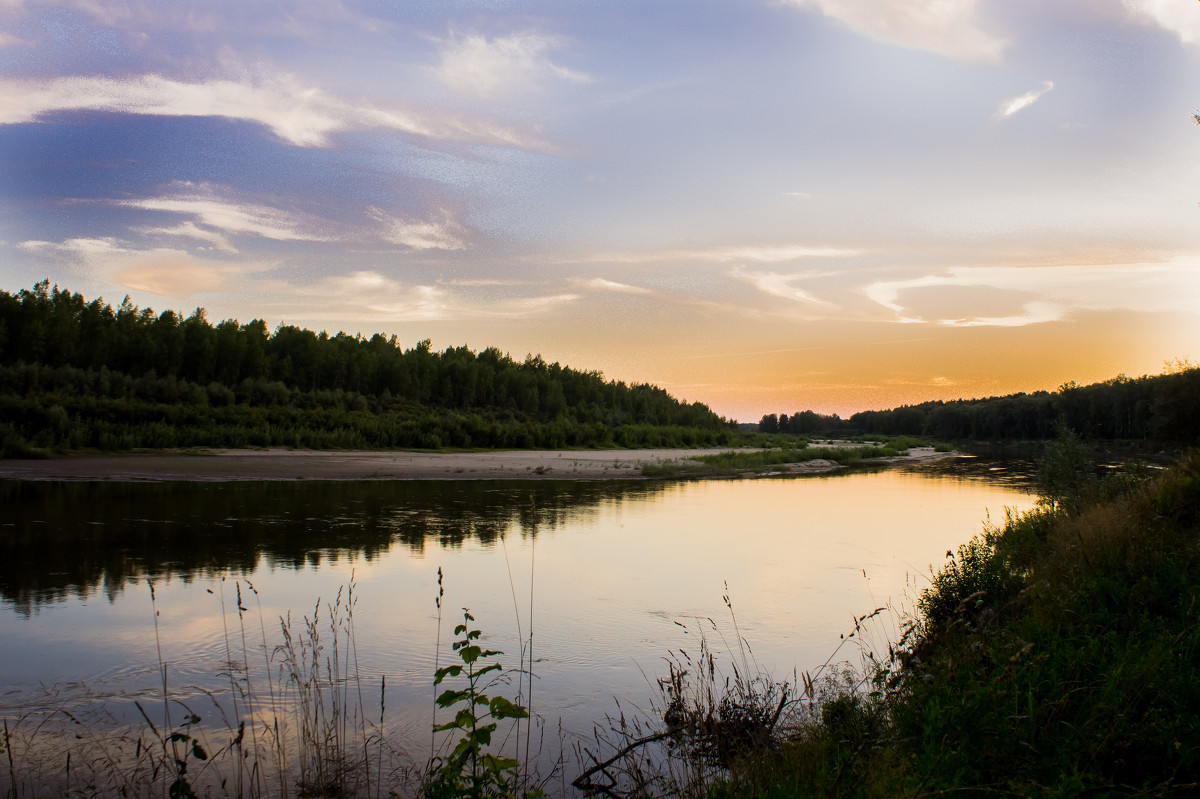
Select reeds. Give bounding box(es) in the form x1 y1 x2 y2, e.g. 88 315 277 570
571 586 896 799
640 441 913 478
0 573 411 798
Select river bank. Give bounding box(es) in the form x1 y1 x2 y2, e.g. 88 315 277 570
0 445 961 482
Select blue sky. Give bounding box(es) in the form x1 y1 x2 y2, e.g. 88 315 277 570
2 0 1200 419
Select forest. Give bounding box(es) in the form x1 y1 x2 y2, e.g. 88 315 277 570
760 366 1200 446
0 281 736 455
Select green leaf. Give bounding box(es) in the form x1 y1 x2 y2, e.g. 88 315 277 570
459 644 482 664
490 696 529 720
483 754 520 771
474 722 497 746
191 741 207 761
475 663 502 678
434 665 463 684
436 688 468 708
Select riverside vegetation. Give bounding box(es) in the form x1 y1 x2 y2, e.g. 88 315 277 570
638 436 944 478
592 428 1199 798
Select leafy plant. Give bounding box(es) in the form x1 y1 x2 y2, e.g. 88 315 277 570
425 609 535 799
133 704 207 799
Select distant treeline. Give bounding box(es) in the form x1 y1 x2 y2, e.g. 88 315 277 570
760 368 1200 445
0 281 735 454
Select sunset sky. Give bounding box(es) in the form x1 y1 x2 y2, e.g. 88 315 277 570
2 0 1199 421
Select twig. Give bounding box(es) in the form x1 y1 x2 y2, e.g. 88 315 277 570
571 730 674 797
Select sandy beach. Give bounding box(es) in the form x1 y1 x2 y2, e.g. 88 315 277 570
0 446 962 482
0 448 724 482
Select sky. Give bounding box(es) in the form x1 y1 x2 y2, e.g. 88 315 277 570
2 0 1200 421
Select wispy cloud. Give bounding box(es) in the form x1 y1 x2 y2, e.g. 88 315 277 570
996 81 1054 119
19 237 271 296
577 243 860 265
783 0 1006 63
135 221 237 252
372 209 471 251
1123 0 1200 46
119 187 333 242
730 266 836 306
434 31 592 97
864 260 1200 326
579 277 653 295
0 71 551 149
296 271 581 323
308 272 452 322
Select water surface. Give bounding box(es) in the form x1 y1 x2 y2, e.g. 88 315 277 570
0 464 1036 786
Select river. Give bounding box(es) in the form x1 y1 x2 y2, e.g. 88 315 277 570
0 457 1036 796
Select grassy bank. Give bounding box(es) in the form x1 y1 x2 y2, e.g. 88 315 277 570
623 440 1200 797
639 436 935 478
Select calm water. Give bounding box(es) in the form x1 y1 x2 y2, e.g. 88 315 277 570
0 460 1036 789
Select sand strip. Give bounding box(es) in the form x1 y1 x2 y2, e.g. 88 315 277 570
0 446 961 483
0 448 729 482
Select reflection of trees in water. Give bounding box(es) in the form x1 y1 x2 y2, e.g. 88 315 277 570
0 479 665 614
895 454 1040 490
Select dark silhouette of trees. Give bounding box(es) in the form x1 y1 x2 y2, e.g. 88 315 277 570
757 371 1198 446
0 282 735 453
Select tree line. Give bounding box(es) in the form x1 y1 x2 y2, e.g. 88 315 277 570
0 281 736 454
759 367 1200 445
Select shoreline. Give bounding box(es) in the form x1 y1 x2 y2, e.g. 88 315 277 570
0 446 963 483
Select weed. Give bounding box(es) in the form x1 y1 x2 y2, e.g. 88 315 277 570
424 609 536 799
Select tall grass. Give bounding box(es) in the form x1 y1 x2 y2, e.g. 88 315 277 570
641 441 916 478
572 587 897 798
1 575 415 798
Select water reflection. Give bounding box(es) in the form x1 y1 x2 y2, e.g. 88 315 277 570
895 454 1039 488
0 479 666 614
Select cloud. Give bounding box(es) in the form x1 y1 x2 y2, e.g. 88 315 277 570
0 72 551 149
20 237 124 259
114 259 263 297
864 260 1200 326
309 272 452 321
19 237 270 296
784 0 1006 63
434 31 591 97
580 277 653 295
119 188 333 241
578 243 860 265
135 221 237 252
373 209 470 251
1123 0 1200 45
730 266 836 306
295 271 580 323
996 81 1054 119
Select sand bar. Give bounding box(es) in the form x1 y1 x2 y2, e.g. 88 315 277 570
0 448 731 482
0 446 961 483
